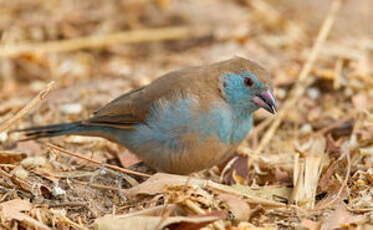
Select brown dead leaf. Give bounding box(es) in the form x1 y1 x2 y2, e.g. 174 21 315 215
0 199 51 230
320 203 368 230
117 149 141 168
274 167 290 183
127 173 205 198
231 184 291 204
301 218 320 230
94 213 222 230
129 204 183 217
217 193 252 221
0 199 32 221
218 153 250 185
0 151 27 164
207 182 287 207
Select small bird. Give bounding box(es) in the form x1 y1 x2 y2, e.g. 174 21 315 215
17 57 277 174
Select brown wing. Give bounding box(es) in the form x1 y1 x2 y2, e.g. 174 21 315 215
84 69 194 130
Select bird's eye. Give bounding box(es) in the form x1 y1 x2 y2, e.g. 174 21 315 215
244 77 254 87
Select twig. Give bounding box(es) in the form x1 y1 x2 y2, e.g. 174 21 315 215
0 26 211 58
46 143 151 178
255 0 344 153
0 82 54 133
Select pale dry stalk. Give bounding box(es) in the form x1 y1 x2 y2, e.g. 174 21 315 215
291 136 326 209
0 26 211 58
255 0 344 153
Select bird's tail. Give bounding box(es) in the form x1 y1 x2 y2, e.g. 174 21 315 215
13 121 94 141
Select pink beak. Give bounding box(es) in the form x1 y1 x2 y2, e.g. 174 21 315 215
252 90 278 114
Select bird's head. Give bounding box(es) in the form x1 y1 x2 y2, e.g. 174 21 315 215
218 57 277 115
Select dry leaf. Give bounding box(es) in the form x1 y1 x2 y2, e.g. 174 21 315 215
218 153 250 185
122 204 182 217
232 184 291 202
301 218 320 230
320 203 368 230
0 199 32 221
128 173 286 207
217 193 252 221
0 151 27 164
94 213 221 230
206 181 286 207
0 199 51 230
127 173 206 198
117 149 141 168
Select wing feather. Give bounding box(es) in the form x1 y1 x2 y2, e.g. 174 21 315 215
85 70 191 129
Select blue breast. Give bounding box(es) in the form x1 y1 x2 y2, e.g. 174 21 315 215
119 96 253 154
205 106 252 144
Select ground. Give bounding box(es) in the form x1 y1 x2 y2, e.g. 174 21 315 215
0 0 372 229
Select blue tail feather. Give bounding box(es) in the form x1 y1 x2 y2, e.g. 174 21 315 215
14 122 88 141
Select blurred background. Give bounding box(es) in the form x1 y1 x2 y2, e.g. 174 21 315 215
0 0 372 228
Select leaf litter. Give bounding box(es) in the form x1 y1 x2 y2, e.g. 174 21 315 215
0 0 373 229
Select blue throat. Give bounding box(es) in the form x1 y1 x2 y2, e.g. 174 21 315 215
206 104 252 144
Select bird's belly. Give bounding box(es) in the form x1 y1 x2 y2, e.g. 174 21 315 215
124 129 235 174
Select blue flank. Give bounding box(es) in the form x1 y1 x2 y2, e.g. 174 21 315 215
121 98 195 154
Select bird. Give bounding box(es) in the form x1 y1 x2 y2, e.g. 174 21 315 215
16 57 277 174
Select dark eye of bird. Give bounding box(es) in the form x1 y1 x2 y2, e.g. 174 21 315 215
244 77 254 87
